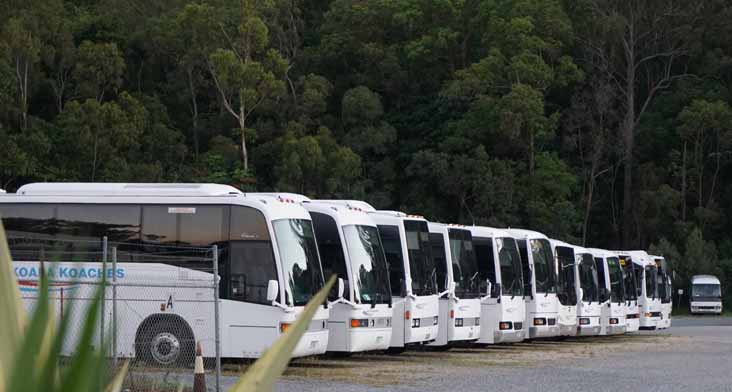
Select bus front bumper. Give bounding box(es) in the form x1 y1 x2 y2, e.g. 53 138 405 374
529 324 560 339
494 329 525 343
292 329 329 358
347 327 392 352
605 324 627 335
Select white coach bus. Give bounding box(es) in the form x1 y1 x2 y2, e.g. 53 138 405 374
469 226 526 344
588 248 626 335
323 201 440 351
627 251 661 329
616 252 640 332
550 240 579 336
426 223 482 346
0 183 330 364
265 195 394 353
570 244 602 336
507 229 560 339
652 255 672 328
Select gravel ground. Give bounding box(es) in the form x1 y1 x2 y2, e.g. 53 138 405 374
143 317 732 391
271 317 732 392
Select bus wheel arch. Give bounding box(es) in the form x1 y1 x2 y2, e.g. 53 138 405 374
135 314 196 366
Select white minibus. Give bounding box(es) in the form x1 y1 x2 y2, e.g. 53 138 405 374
469 226 526 344
1 183 330 363
690 275 722 314
507 229 560 339
426 223 482 346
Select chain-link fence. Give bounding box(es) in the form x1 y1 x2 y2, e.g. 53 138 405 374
10 236 222 391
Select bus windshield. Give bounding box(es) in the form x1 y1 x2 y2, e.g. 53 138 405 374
273 219 325 306
692 284 721 298
578 253 599 302
342 225 392 304
607 257 625 302
531 239 556 294
404 220 438 296
645 265 658 299
448 229 483 299
497 237 523 296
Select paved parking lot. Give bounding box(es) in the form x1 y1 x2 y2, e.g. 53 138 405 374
268 317 732 392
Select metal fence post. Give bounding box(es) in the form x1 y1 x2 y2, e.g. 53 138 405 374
213 245 221 392
100 236 108 353
112 246 118 369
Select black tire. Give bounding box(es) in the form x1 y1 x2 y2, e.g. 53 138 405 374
386 346 406 355
136 319 195 367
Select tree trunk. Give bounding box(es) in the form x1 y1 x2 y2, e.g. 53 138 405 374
528 130 535 176
621 27 636 248
239 106 249 172
681 141 687 221
187 68 200 157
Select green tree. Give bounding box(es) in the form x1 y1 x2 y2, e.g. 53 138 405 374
0 17 41 129
72 41 126 102
208 0 287 172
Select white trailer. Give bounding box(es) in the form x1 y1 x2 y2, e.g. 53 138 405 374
690 275 722 314
1 183 330 363
506 229 560 339
550 240 579 336
469 226 526 344
588 248 627 335
426 223 482 346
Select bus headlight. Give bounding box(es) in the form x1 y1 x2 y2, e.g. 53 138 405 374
499 321 512 330
455 318 464 327
433 316 439 325
475 317 480 326
350 319 368 328
609 318 619 325
579 318 590 325
280 323 291 333
533 318 546 326
412 318 420 328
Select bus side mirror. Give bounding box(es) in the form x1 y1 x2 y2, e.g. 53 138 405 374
449 281 456 293
578 288 584 302
337 278 345 299
266 280 279 302
486 280 492 297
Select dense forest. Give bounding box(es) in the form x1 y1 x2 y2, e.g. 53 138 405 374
1 0 732 301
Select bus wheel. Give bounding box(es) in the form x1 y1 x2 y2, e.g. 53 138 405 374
139 319 195 367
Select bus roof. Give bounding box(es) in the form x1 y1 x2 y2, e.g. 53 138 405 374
587 248 615 258
505 228 549 241
1 183 312 221
467 226 510 238
691 275 720 285
303 200 377 227
15 182 242 197
316 200 376 212
625 250 654 266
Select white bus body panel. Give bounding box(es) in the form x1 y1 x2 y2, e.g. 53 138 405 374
628 251 661 329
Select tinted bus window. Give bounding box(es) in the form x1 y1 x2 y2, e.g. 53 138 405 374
56 205 141 243
517 239 532 296
310 212 349 301
227 206 278 304
429 232 448 292
0 204 56 237
142 206 177 244
377 225 406 296
474 237 497 293
179 206 226 246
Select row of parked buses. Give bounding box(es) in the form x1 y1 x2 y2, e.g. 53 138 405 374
0 183 672 365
